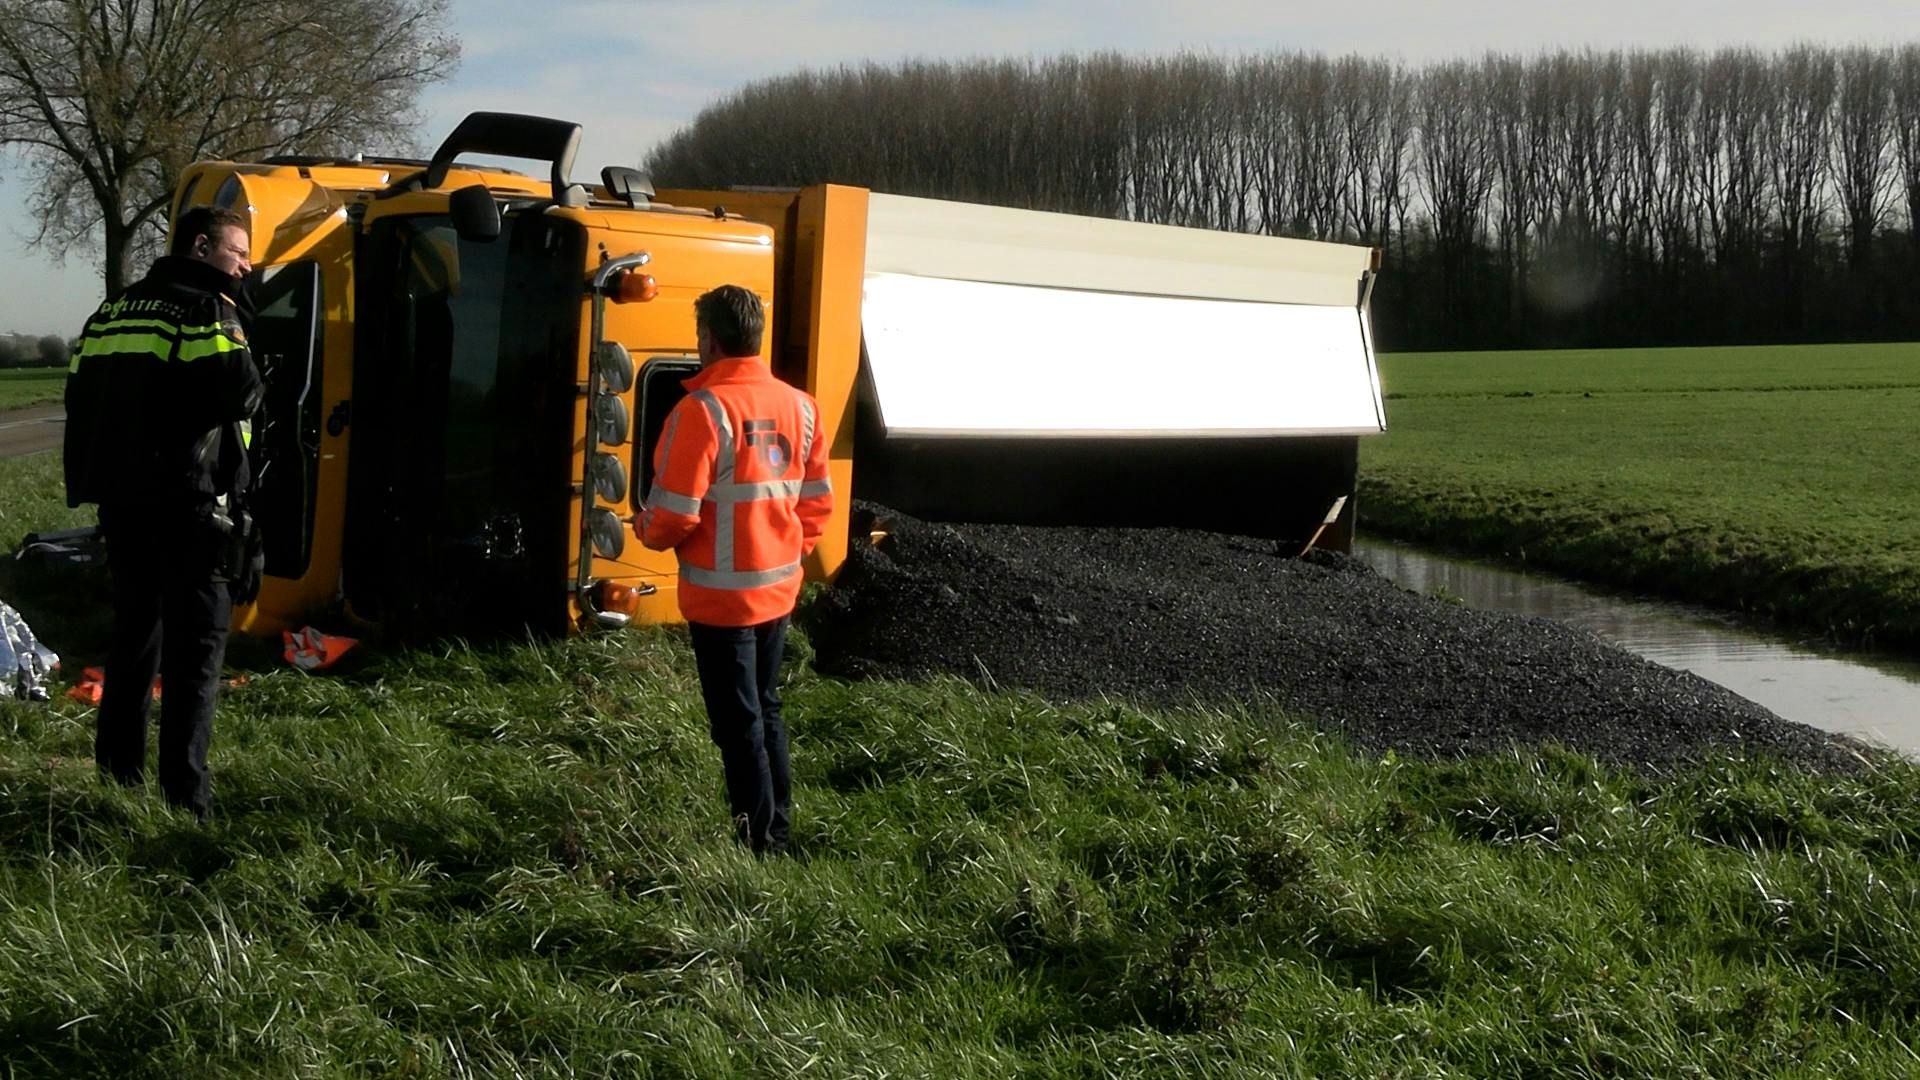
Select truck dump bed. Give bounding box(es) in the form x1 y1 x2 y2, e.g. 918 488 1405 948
662 187 1386 549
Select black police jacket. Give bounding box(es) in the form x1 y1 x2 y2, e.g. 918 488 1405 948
63 256 263 510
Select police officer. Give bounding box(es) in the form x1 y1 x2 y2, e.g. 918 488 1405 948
65 206 262 820
638 285 833 856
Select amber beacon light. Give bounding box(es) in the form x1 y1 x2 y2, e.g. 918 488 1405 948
610 269 658 303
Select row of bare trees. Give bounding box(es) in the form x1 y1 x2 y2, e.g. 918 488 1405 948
648 46 1920 350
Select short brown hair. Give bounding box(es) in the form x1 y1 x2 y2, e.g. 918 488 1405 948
172 206 249 257
694 285 764 358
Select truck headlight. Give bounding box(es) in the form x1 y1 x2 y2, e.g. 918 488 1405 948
593 452 627 504
587 508 625 559
595 394 630 446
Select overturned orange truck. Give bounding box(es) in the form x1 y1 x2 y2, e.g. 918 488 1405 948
176 112 1386 637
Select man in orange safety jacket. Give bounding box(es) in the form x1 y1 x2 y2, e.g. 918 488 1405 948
637 285 832 855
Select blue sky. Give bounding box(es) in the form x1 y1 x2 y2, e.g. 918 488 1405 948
1 0 1911 335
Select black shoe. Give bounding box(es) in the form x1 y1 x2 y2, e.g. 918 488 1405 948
99 766 142 788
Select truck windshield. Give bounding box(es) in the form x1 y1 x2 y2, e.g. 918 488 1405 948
344 211 584 635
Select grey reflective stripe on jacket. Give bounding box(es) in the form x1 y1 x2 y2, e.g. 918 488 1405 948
646 486 702 516
691 390 735 486
653 479 801 516
654 406 686 482
719 479 803 500
681 562 803 590
640 407 698 526
688 389 748 574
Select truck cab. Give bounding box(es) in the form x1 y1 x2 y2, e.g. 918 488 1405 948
174 112 858 636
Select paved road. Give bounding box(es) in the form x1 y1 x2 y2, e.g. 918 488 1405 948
0 405 62 458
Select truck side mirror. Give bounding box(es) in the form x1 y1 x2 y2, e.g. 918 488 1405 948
449 185 501 242
600 166 654 209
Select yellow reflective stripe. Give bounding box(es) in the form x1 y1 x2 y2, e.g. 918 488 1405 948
239 419 253 449
72 321 240 363
76 332 172 360
175 322 234 338
177 333 244 362
88 317 181 335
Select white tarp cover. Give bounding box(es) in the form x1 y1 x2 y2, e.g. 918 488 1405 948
864 193 1373 306
859 192 1384 437
861 272 1384 437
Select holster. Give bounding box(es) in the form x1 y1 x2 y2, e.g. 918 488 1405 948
226 506 264 603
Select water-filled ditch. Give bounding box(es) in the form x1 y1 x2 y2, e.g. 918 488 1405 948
1355 540 1920 755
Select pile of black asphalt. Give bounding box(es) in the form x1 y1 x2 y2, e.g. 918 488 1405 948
802 503 1866 773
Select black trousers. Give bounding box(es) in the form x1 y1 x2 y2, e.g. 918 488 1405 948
96 503 232 818
688 616 792 853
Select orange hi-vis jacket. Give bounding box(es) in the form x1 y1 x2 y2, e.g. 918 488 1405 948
638 356 834 627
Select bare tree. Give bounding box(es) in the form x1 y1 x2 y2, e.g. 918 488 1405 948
1770 46 1836 254
1415 60 1494 329
1284 54 1346 239
1617 52 1662 275
1832 47 1895 267
1535 51 1622 267
0 0 458 293
1649 49 1703 277
1484 53 1547 338
1700 48 1773 265
1764 45 1836 333
1242 54 1294 236
1895 45 1920 257
1337 56 1410 253
1179 54 1242 231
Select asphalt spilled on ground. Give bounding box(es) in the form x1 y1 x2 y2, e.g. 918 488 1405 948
802 503 1866 773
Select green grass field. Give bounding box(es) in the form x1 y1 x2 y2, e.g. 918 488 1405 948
0 368 66 412
1363 342 1920 651
3 454 1920 1075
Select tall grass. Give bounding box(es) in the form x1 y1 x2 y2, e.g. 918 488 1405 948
1363 342 1920 651
4 387 1920 1075
2 623 1919 1076
0 369 66 412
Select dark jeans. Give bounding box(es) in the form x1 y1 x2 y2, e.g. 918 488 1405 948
688 616 792 853
96 502 232 818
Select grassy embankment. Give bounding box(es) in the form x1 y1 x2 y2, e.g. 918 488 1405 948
1363 342 1920 651
0 368 66 412
4 456 1920 1074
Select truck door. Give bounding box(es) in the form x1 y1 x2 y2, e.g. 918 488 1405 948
172 165 353 633
244 261 323 578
